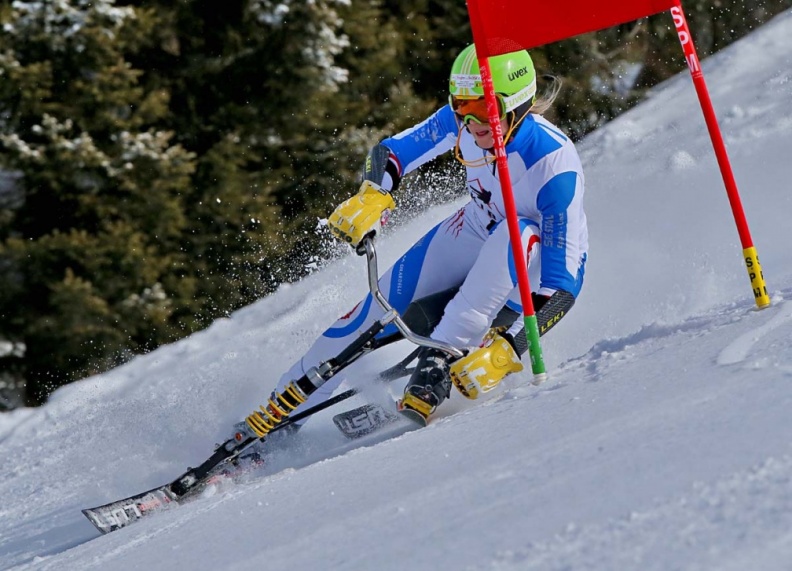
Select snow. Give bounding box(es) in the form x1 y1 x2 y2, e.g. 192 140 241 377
2 9 792 570
5 0 134 47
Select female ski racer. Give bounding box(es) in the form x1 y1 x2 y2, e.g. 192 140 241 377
254 44 588 429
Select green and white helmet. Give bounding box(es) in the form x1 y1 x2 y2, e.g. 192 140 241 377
449 44 537 112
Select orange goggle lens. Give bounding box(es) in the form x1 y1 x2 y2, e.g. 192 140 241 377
449 95 505 124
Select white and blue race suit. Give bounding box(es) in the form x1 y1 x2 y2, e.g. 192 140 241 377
274 105 588 412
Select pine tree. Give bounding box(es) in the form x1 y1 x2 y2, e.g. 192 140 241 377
0 0 195 404
116 0 360 304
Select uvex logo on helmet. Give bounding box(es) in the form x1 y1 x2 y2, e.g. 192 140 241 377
508 67 530 81
449 45 537 112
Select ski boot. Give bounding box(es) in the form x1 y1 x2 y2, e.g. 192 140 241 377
398 346 454 426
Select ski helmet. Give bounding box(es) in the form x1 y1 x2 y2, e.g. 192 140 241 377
449 44 536 113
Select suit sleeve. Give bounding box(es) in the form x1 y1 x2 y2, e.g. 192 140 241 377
375 105 459 190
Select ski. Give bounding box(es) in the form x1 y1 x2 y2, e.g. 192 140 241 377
333 403 400 438
332 400 427 439
81 451 262 533
84 381 418 533
82 389 360 534
82 485 176 534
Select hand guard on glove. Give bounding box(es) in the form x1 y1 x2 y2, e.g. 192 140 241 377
450 333 524 399
328 181 395 247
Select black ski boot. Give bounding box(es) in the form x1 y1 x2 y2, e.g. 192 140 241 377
398 346 453 424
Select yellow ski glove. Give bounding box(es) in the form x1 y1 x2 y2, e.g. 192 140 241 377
450 333 524 400
328 181 396 247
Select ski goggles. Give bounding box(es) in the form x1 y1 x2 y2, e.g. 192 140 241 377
449 93 507 125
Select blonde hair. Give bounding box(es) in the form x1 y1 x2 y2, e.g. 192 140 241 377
529 75 562 116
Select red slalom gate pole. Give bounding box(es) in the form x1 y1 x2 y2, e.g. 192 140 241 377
477 56 547 383
670 2 770 308
466 0 547 382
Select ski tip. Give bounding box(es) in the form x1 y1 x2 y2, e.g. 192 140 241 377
81 486 177 534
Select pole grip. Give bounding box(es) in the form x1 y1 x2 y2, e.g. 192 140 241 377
523 315 547 384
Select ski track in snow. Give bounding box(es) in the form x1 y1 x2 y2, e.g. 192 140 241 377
717 299 792 366
539 291 790 387
483 454 792 571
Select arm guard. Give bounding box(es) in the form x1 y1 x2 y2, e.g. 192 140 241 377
363 143 402 191
509 290 576 357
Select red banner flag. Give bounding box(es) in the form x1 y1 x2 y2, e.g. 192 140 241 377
468 0 679 56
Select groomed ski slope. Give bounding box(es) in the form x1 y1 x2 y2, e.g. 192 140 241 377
2 9 792 571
